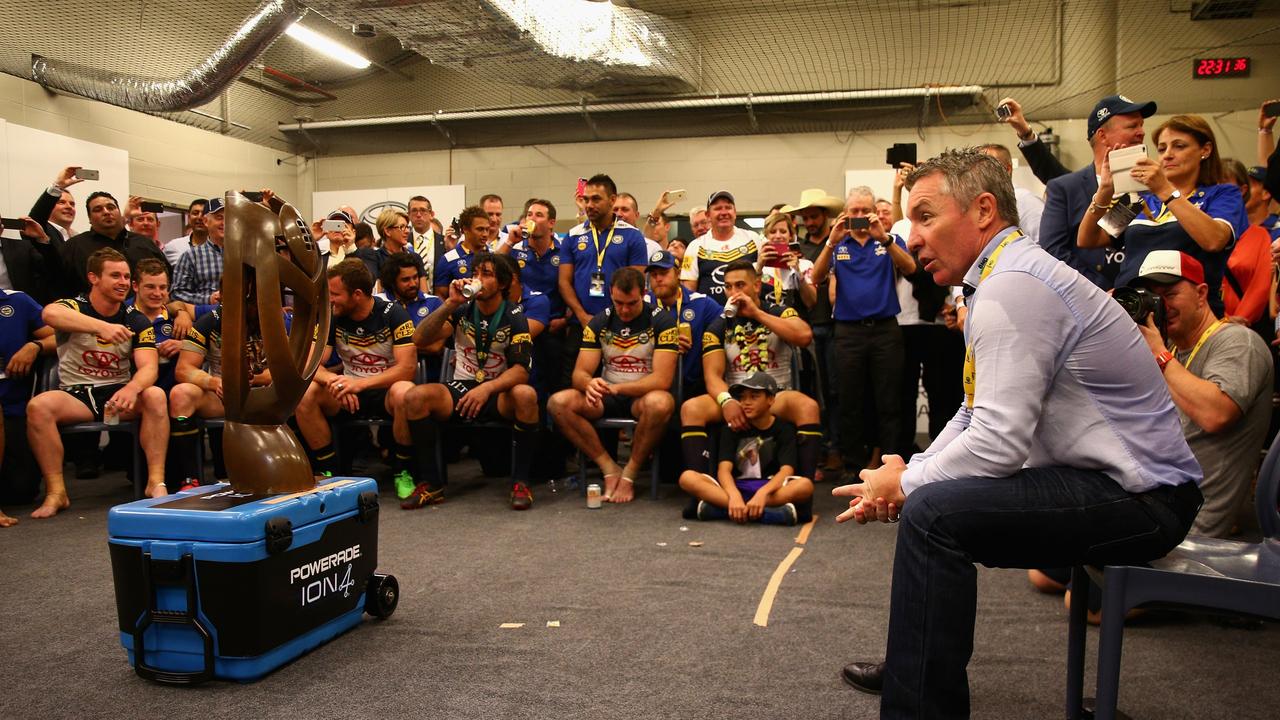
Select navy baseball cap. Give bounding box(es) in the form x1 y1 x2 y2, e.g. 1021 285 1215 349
1248 166 1266 182
205 198 224 214
327 209 354 225
1088 95 1157 140
707 190 735 207
646 249 678 270
730 371 779 397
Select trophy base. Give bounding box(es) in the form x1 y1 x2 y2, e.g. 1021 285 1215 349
223 421 317 495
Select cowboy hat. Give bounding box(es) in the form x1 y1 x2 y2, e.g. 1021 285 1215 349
782 188 842 215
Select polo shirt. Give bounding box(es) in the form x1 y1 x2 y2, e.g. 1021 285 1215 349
831 235 907 322
559 219 648 318
646 286 721 388
432 243 483 290
511 237 563 315
0 290 44 416
1114 184 1247 315
379 290 442 324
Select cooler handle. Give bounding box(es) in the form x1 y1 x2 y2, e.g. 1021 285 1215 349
132 553 215 685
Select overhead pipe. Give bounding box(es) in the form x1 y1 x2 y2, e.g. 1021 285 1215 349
31 0 306 113
278 85 986 132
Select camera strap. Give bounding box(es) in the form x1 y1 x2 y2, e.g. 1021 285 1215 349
963 228 1025 409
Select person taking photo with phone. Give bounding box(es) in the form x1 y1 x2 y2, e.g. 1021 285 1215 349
810 186 915 474
1078 114 1248 317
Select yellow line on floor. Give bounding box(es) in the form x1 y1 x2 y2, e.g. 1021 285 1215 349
794 514 818 545
753 546 804 627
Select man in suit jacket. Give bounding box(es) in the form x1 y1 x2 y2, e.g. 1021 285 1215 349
1005 95 1157 290
0 216 61 305
408 195 448 290
28 166 82 247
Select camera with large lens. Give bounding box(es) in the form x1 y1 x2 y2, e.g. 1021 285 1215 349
1113 286 1166 333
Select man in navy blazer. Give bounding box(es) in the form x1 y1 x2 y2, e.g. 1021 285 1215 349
999 95 1156 290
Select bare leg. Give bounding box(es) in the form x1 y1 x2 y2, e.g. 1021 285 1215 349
614 391 674 503
388 380 415 446
0 414 14 528
26 391 92 518
133 387 170 497
678 470 730 507
768 476 814 505
548 389 618 481
295 380 337 449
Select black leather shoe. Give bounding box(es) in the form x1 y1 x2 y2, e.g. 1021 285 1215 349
841 660 885 695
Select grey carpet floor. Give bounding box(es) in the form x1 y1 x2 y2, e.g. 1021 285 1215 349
0 458 1275 719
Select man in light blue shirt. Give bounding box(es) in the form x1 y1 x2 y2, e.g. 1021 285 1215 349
833 148 1202 719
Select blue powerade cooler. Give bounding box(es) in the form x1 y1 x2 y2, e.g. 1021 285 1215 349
107 477 399 684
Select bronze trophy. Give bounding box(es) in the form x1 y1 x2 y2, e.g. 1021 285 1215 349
220 191 331 494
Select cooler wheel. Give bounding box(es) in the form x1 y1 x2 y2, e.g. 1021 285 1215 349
365 573 399 618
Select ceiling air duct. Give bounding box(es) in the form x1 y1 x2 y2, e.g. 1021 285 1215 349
31 0 306 113
304 0 698 95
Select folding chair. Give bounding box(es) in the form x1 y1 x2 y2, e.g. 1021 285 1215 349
35 357 146 499
1064 433 1280 719
566 363 679 502
431 348 517 486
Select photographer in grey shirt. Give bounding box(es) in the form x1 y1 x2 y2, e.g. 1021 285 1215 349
1132 250 1273 537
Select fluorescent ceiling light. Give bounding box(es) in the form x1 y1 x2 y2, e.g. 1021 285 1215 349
286 22 370 69
488 0 658 67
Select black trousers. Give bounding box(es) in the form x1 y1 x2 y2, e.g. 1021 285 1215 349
834 317 903 468
897 323 965 455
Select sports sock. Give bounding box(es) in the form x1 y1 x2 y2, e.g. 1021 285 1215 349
681 426 710 474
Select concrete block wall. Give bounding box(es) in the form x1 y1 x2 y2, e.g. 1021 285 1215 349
304 110 1268 225
0 74 1267 226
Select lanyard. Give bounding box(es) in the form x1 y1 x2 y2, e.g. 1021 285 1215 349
589 222 616 269
963 229 1024 409
471 299 507 376
1173 319 1222 368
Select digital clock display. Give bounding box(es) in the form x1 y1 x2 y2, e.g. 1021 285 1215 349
1193 57 1250 78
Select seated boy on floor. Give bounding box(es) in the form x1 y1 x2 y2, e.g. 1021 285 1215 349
678 371 813 525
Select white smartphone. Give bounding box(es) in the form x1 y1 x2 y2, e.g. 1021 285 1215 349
666 189 687 205
1108 145 1147 195
76 168 100 181
322 219 347 233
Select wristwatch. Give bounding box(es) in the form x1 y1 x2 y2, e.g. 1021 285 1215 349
1162 189 1182 206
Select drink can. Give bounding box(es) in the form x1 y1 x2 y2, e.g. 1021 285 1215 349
587 483 603 509
103 400 120 426
678 322 692 343
721 300 738 318
521 220 534 240
460 279 482 299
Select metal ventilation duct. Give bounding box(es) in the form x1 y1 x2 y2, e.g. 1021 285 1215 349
30 0 306 113
304 0 698 95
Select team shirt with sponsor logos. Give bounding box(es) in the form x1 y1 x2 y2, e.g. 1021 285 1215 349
582 303 679 385
183 305 224 377
680 228 764 304
703 299 800 389
53 296 155 388
0 290 45 415
449 300 532 382
326 298 415 379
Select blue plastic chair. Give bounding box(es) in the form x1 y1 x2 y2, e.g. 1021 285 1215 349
1065 433 1280 719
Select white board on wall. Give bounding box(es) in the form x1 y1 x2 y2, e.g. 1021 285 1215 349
311 186 466 230
5 123 129 236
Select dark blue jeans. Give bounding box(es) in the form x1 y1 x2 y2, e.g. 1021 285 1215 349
881 468 1201 719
